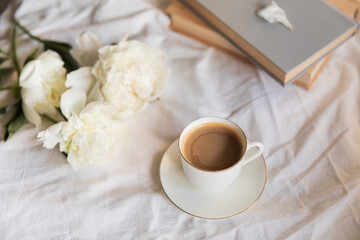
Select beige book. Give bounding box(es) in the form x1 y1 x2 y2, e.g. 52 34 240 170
179 0 358 85
167 0 245 58
328 0 360 17
292 53 333 90
166 0 332 89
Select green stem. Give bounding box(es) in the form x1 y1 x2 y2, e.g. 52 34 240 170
41 114 58 124
11 27 21 75
13 19 43 43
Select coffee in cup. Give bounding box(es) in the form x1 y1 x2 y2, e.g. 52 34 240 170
181 122 244 171
179 117 264 191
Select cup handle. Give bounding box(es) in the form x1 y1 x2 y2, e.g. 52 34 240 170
242 142 264 166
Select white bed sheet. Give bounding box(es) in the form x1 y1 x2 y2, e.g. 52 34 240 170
0 0 359 239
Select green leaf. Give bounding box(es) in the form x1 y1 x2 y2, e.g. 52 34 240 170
0 67 14 76
43 40 78 72
55 107 67 121
24 48 38 66
41 114 58 124
3 103 24 141
0 56 8 66
4 113 25 141
0 106 6 114
11 85 21 99
43 40 72 52
11 26 21 75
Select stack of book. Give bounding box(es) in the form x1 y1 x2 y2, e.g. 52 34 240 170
166 0 359 89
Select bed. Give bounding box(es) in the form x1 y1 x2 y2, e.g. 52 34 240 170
0 0 359 239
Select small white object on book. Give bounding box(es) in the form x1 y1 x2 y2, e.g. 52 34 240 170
257 1 294 31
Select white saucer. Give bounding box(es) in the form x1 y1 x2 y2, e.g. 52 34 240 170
160 138 267 219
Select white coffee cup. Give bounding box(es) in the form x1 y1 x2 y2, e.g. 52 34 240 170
179 117 264 192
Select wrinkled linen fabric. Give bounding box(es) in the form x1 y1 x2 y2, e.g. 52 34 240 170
0 0 360 239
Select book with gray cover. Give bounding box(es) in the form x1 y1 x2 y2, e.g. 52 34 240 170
181 0 359 84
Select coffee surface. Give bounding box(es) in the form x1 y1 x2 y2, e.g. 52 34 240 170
182 122 242 171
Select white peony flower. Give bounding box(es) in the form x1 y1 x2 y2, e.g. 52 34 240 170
70 31 102 67
20 50 67 126
92 35 169 115
37 88 128 171
65 66 104 104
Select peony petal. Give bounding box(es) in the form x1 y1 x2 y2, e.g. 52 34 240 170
37 122 65 149
19 61 39 88
81 101 119 117
70 31 102 66
148 69 169 101
86 80 104 103
130 101 148 115
37 50 65 70
65 67 96 95
60 89 86 119
148 51 170 101
22 100 42 126
118 32 129 45
21 85 46 108
67 149 86 171
76 31 102 51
